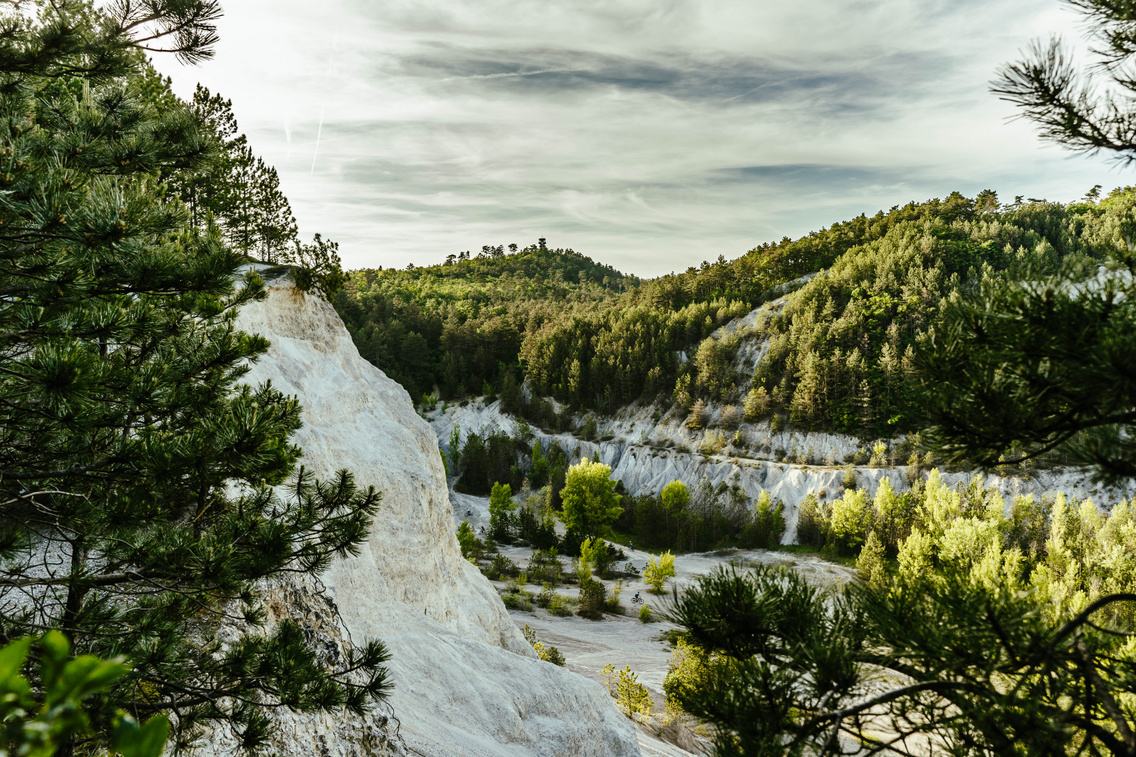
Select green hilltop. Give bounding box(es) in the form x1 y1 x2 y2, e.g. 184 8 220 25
335 188 1133 440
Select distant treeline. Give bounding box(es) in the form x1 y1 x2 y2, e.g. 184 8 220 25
335 190 1132 438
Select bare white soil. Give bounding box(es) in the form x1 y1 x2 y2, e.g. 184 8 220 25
450 490 857 757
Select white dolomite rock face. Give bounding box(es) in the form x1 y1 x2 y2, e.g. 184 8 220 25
227 276 638 757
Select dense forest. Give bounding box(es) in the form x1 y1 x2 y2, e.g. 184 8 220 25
335 189 1129 441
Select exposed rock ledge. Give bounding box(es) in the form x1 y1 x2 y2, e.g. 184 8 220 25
205 276 639 757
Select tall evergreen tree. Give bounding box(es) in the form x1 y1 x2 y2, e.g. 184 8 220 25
0 1 388 753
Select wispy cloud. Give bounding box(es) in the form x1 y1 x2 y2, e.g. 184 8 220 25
149 0 1115 277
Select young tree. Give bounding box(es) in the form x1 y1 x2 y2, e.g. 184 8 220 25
488 481 515 542
643 552 676 594
560 460 623 541
0 2 389 753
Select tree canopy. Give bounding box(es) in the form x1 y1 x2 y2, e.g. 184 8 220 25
0 1 388 752
559 460 622 542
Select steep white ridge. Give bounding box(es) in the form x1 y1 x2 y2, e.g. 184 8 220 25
432 399 1135 545
230 277 639 757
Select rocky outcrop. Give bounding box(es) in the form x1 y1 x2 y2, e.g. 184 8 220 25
222 275 639 757
431 399 1135 544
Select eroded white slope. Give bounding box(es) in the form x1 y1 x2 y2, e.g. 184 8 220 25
232 277 639 757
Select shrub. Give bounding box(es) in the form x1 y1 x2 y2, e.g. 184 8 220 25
720 405 742 429
857 531 888 590
796 493 828 547
577 577 608 619
528 548 563 585
602 664 653 719
644 552 677 593
869 441 888 467
829 489 873 554
522 625 566 666
639 603 654 623
751 490 786 548
605 580 625 614
489 481 516 542
699 430 728 455
842 464 857 490
548 594 574 617
483 554 518 581
456 521 483 560
743 386 770 420
501 590 532 611
536 583 555 608
579 537 620 579
685 400 709 430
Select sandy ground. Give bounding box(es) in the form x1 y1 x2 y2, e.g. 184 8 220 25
450 489 856 757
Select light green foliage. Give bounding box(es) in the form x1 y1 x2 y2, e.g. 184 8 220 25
644 552 677 593
456 521 481 561
522 625 565 666
869 441 888 467
488 481 516 541
685 400 709 430
871 476 913 551
841 465 857 490
577 578 608 620
743 386 770 420
661 481 691 513
0 632 167 757
639 603 654 623
751 490 786 548
560 460 623 540
699 430 728 455
601 665 653 719
606 580 625 614
856 531 887 590
828 489 873 552
662 637 714 715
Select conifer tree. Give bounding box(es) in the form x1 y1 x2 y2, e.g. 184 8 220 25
0 2 389 752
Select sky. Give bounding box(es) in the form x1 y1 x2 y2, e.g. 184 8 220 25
149 0 1126 278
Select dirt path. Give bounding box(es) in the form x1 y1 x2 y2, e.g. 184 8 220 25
451 489 856 756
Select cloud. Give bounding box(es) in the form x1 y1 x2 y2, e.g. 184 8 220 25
147 0 1117 278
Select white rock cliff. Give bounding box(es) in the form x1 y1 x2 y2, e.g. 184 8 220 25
224 275 639 757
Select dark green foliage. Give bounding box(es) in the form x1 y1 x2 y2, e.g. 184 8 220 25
916 234 1136 482
794 494 828 548
0 632 167 757
334 245 632 401
454 430 522 495
576 578 608 620
994 0 1136 161
0 3 387 752
750 195 1125 438
617 481 782 553
668 564 1136 757
526 549 563 585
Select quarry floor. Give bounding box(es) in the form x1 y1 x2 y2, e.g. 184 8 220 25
449 490 856 757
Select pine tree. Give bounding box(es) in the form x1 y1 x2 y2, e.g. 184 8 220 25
0 2 389 752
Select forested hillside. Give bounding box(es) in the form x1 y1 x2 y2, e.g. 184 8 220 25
337 189 1131 441
333 244 635 400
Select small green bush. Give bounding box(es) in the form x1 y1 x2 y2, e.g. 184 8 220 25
638 603 654 623
501 590 532 611
483 554 518 581
577 577 608 620
548 593 574 617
